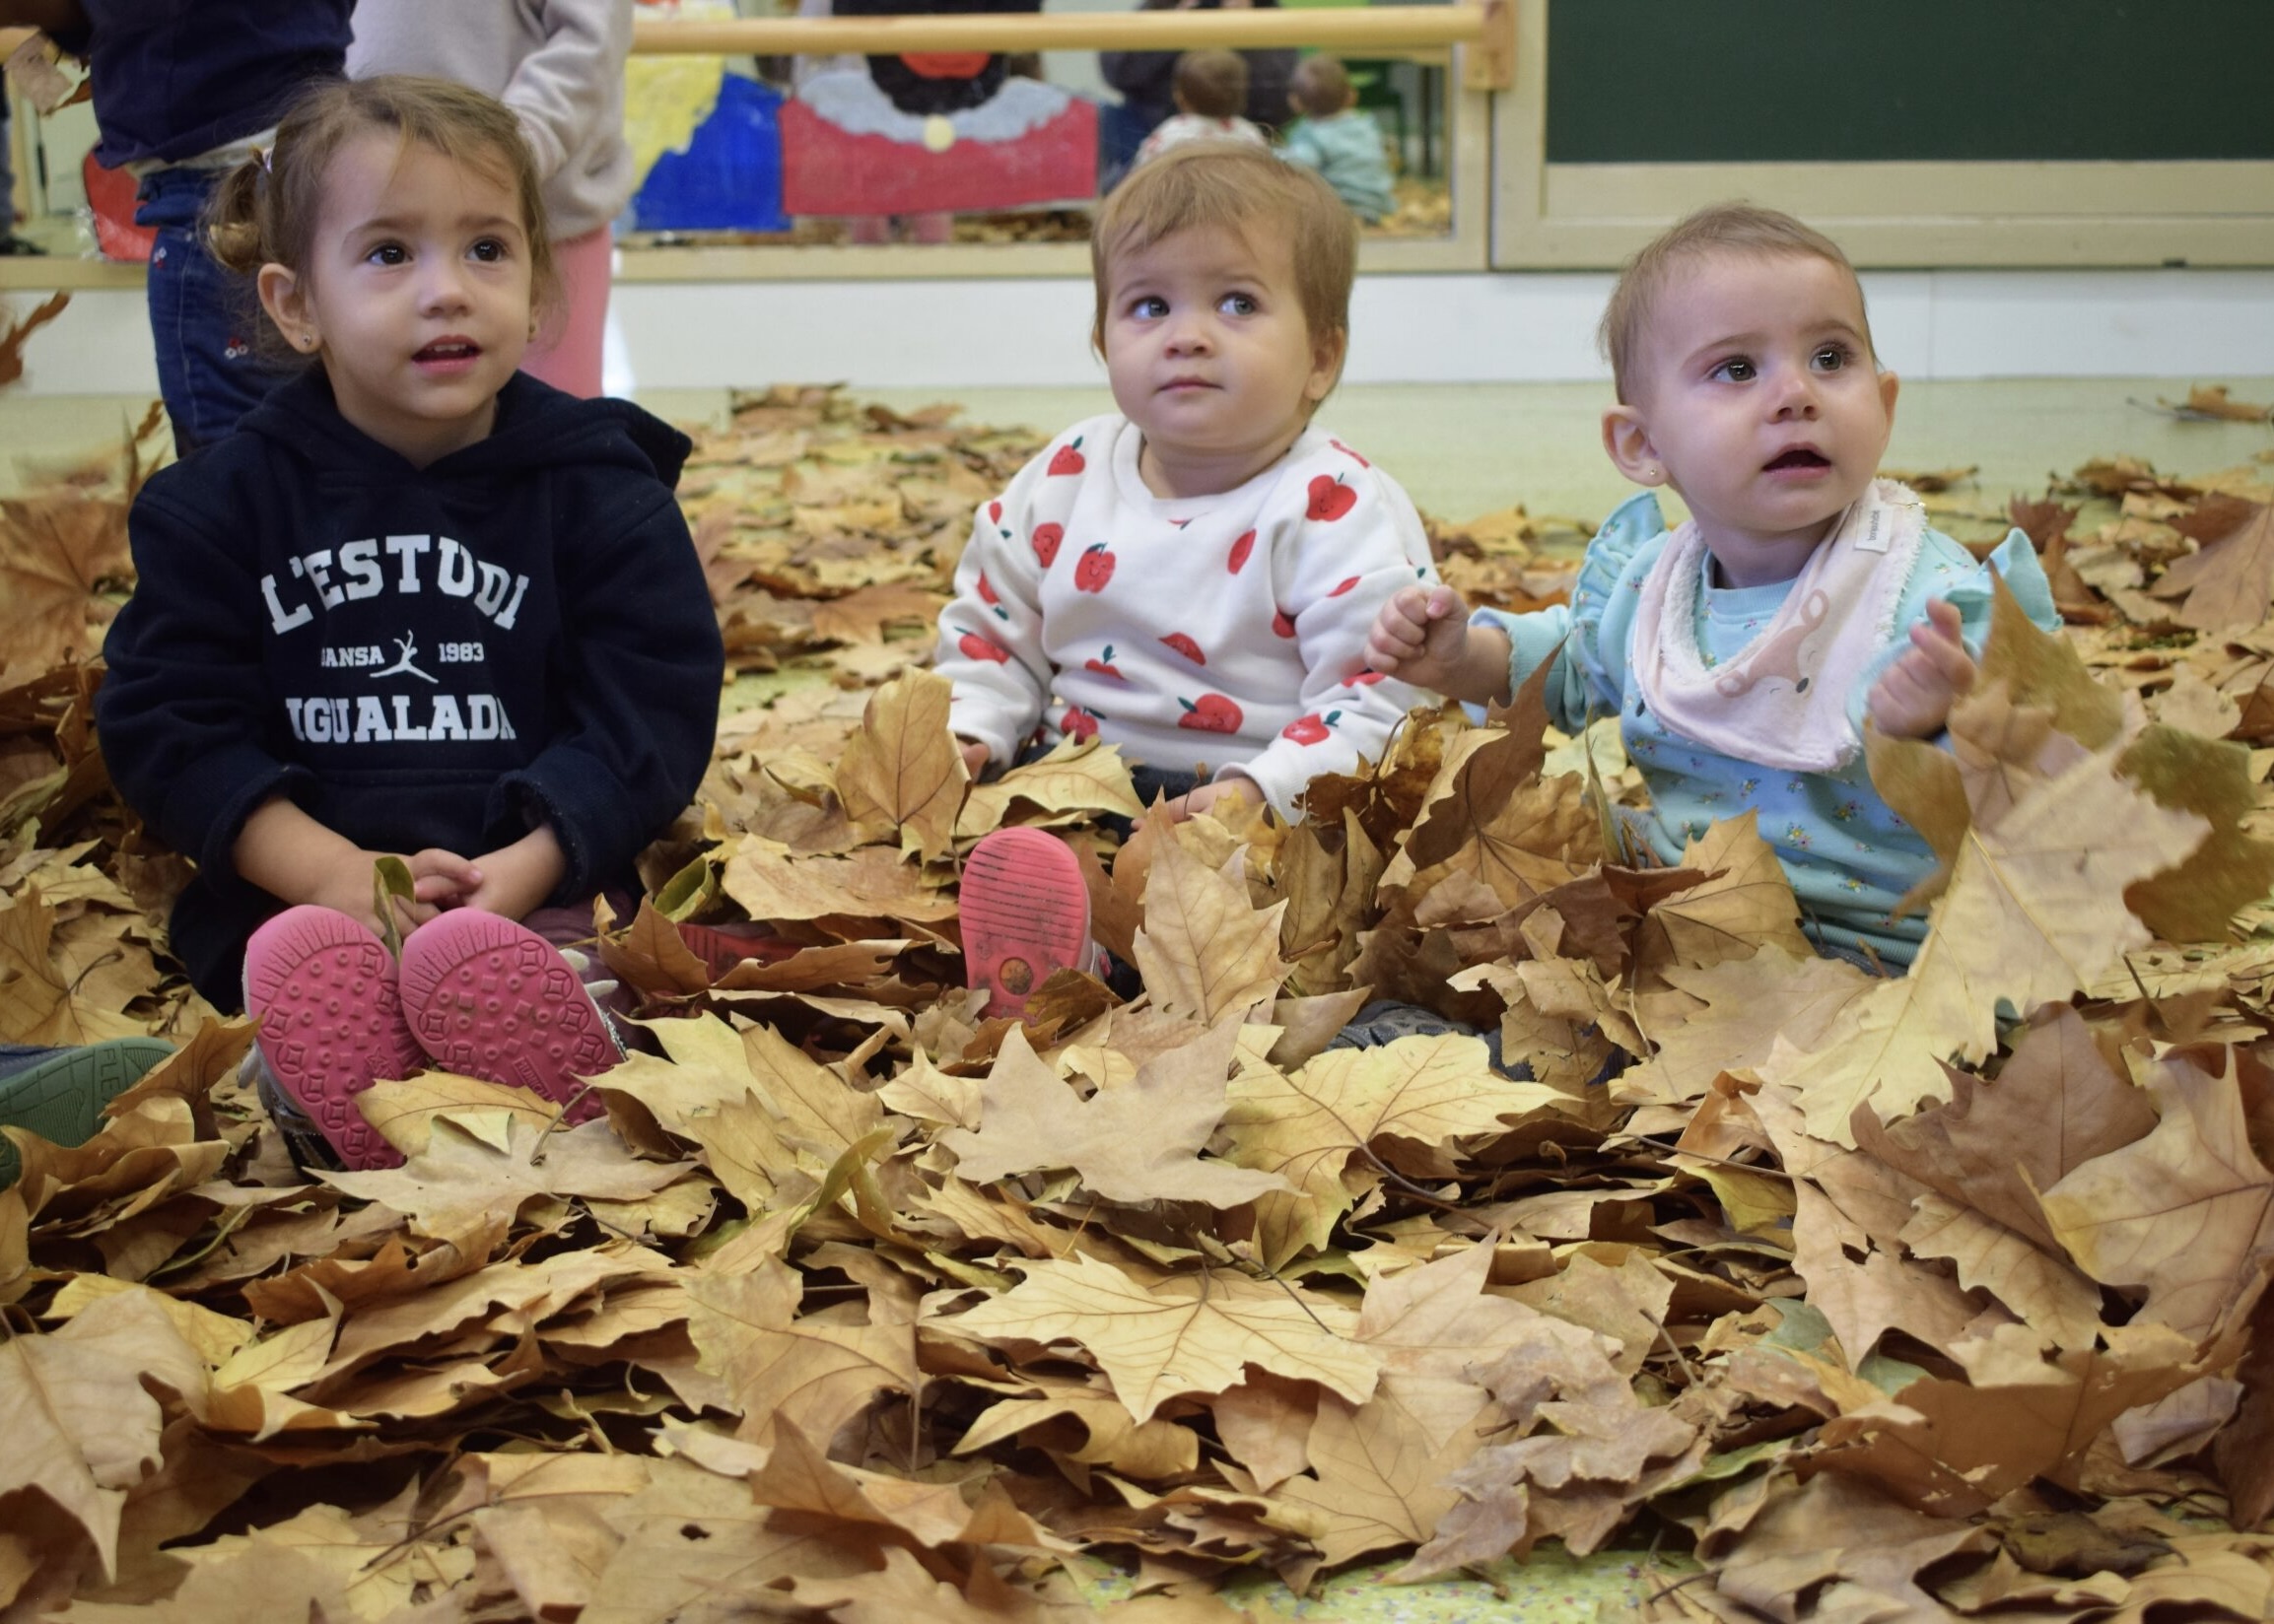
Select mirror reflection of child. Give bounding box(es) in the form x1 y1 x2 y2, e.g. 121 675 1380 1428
934 143 1439 1016
1279 56 1394 225
1368 204 2061 972
1133 50 1270 166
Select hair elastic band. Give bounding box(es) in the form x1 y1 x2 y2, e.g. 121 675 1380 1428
255 147 273 173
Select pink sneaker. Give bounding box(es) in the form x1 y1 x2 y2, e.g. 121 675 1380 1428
242 906 425 1171
959 827 1096 1021
398 911 620 1119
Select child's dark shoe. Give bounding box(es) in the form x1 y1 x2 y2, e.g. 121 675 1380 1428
243 906 426 1171
959 827 1097 1021
398 911 620 1120
0 1038 175 1189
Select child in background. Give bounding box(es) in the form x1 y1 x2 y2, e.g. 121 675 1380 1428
1367 203 2059 971
98 77 724 1169
934 142 1439 1016
1279 57 1394 225
346 0 637 398
1133 52 1270 165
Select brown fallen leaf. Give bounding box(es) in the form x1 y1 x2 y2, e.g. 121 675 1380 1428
929 1250 1378 1424
2037 1047 2274 1340
939 1018 1283 1207
833 667 968 861
2152 496 2274 631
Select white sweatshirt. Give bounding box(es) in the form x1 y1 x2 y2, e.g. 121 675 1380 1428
347 0 637 240
935 414 1439 819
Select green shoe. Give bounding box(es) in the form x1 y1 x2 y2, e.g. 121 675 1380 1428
0 1039 176 1190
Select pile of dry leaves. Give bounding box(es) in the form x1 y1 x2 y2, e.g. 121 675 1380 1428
3 344 2274 1622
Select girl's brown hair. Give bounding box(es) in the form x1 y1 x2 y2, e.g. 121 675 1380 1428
1091 140 1356 395
205 75 557 356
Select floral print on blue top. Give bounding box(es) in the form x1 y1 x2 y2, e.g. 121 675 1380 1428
1472 491 2061 970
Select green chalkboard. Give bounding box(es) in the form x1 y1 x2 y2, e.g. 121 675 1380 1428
1545 1 2274 166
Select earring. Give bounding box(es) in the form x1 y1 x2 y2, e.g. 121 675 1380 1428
298 333 316 351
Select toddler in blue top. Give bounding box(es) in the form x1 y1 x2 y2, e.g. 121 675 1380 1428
1366 203 2059 970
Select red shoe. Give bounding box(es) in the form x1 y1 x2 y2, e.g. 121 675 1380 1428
959 828 1095 1021
242 907 425 1171
398 912 621 1120
675 920 799 981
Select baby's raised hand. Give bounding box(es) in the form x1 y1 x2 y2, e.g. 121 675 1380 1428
1366 585 1469 687
1364 584 1513 705
1868 598 1976 739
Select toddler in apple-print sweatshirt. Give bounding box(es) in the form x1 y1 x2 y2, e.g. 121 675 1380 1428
933 142 1438 822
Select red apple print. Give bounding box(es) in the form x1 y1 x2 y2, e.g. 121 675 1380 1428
1344 669 1387 687
976 573 1005 617
957 631 1010 664
1273 608 1297 639
1306 474 1358 523
1177 694 1243 733
987 499 1003 524
1031 522 1064 567
1328 575 1361 597
1084 644 1126 679
1062 706 1099 741
1227 529 1256 574
1160 632 1206 664
1048 438 1086 477
1330 439 1370 468
1074 544 1116 592
1282 712 1331 745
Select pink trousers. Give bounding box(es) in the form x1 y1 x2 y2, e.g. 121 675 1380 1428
524 225 613 398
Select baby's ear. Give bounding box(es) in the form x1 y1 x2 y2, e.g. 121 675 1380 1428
1601 405 1664 486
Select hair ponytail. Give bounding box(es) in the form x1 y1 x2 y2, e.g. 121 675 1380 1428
201 156 269 277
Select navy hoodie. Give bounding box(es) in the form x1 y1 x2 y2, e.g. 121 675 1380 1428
98 370 725 1009
54 2 356 169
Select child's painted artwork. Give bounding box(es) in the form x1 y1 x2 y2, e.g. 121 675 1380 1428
627 74 791 234
782 0 1097 217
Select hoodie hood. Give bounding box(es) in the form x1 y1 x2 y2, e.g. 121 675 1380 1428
238 368 692 489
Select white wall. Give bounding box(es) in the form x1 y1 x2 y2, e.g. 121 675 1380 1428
10 267 2274 395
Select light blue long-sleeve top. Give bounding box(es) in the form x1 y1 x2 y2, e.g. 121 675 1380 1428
1279 111 1396 223
1473 491 2061 969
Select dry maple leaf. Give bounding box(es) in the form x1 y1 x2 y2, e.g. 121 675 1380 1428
0 890 152 1046
2151 496 2274 631
1268 1390 1483 1566
1813 1320 2219 1517
2036 1048 2274 1340
930 1250 1377 1424
954 736 1141 839
938 1018 1285 1207
832 667 967 861
583 1457 875 1624
1767 743 2206 1144
0 488 131 689
687 1254 919 1446
1354 1240 1560 1450
323 1116 693 1249
1851 1005 2153 1255
1130 827 1288 1024
0 291 69 390
1221 1033 1576 1266
0 1286 210 1578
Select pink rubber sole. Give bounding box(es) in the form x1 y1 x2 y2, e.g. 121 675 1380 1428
398 911 618 1118
242 907 424 1171
959 827 1092 1020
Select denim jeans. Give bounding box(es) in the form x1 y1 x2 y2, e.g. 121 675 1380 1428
137 166 291 452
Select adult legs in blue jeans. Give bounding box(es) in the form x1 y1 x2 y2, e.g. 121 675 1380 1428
137 166 289 452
